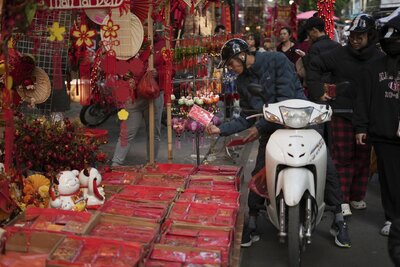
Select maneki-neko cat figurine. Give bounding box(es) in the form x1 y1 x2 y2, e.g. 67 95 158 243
49 170 86 211
78 167 105 209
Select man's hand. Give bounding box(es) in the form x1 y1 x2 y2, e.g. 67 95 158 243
243 126 259 143
320 92 332 102
356 133 367 145
206 124 221 135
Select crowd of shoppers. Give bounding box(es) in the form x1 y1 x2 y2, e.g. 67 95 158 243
205 13 400 254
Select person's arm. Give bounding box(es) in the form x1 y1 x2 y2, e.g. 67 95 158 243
273 53 305 102
353 68 371 145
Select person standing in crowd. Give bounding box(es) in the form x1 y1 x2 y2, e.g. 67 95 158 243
307 14 384 216
353 15 400 236
301 16 341 100
206 38 351 248
244 32 265 54
302 17 341 76
112 33 165 166
276 26 300 65
214 24 226 35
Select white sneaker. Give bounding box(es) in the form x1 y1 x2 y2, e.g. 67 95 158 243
341 203 352 217
350 200 367 210
381 221 392 236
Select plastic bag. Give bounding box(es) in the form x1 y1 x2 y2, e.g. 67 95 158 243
248 167 268 198
137 70 160 99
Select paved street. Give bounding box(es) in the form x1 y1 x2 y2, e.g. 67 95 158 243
66 103 394 267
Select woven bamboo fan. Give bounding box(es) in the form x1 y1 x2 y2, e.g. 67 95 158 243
101 9 144 60
17 67 51 105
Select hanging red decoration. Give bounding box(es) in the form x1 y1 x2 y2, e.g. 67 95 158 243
52 44 63 90
71 23 97 48
289 2 298 40
317 0 336 40
130 0 150 22
101 18 120 39
162 47 174 104
119 0 131 15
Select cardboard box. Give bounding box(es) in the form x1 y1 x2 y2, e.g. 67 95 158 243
7 207 93 235
167 202 238 228
84 212 160 246
187 174 239 192
103 184 124 200
5 230 65 254
99 196 170 223
142 163 195 176
117 185 179 204
176 189 240 208
147 244 221 266
47 235 143 267
159 221 233 266
133 173 188 190
0 230 65 267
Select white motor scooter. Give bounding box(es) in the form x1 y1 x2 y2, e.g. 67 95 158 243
248 97 332 267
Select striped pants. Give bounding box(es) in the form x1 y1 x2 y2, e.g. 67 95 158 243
331 116 371 203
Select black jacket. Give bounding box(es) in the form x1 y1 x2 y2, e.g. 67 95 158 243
353 56 400 145
302 35 341 83
307 39 384 120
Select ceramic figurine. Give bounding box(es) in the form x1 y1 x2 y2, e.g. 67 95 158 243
78 167 105 209
49 170 86 211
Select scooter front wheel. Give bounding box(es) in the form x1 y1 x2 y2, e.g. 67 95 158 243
288 204 303 267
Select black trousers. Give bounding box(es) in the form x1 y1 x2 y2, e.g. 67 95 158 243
373 142 400 221
248 126 343 216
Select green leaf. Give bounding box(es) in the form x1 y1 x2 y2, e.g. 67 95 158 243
25 1 37 24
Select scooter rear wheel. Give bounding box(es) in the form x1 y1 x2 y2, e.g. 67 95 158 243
80 104 112 127
288 205 303 267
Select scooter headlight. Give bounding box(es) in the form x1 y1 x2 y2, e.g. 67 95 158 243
279 106 313 128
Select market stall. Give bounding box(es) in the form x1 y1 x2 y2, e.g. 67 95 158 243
0 0 245 266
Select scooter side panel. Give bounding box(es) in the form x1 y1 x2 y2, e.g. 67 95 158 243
265 129 328 228
276 168 315 206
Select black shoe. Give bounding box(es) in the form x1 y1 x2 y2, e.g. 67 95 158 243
330 221 351 248
241 228 260 248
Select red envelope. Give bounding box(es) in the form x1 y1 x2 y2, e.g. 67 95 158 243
226 138 247 147
188 105 214 126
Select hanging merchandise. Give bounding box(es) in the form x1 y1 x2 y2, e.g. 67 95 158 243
137 70 160 99
16 67 52 106
130 0 150 22
71 14 97 105
317 0 336 39
101 9 144 60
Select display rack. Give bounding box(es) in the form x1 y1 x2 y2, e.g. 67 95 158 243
15 10 73 117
